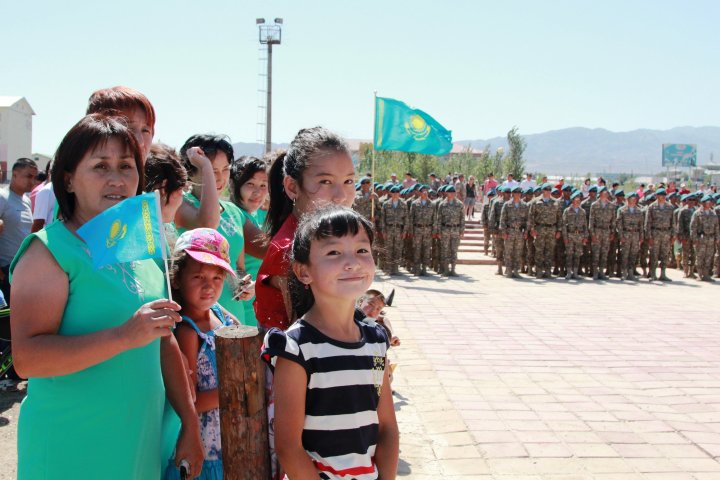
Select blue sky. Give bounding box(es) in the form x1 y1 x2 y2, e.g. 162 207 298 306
2 0 718 155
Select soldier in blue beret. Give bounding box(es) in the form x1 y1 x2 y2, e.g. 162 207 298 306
482 189 497 255
690 194 720 281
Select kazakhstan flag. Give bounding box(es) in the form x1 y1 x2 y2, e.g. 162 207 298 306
374 96 453 156
77 192 165 269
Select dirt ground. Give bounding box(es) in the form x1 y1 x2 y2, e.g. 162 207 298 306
0 381 24 479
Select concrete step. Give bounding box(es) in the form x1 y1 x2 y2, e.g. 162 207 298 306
456 251 496 265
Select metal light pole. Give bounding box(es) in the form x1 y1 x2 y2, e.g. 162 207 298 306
257 18 282 154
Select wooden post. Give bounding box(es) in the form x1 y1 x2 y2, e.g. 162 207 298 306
216 324 270 479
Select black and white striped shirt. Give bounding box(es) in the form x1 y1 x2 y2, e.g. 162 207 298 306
262 318 389 479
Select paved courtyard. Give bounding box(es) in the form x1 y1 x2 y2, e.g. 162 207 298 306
381 265 720 479
1 266 719 479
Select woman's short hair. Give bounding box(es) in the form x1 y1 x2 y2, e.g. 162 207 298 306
52 113 144 220
179 134 234 177
86 86 156 133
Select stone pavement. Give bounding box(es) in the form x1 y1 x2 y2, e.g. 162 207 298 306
377 266 720 479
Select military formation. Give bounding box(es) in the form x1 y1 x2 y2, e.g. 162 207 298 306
485 183 720 282
353 180 465 277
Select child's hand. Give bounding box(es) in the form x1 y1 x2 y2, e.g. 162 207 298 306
390 336 401 347
232 275 255 301
119 299 181 349
186 146 211 170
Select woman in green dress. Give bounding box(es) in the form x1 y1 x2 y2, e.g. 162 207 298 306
229 156 269 326
174 135 255 324
10 114 203 479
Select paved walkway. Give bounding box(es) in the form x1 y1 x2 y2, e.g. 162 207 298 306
380 266 720 479
2 266 719 479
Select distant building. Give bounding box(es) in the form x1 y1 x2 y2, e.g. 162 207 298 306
31 153 52 173
0 96 35 183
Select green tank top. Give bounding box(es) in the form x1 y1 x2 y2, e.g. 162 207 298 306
179 193 247 324
238 208 266 326
11 221 167 479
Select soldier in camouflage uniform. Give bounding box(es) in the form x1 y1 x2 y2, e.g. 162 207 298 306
606 190 625 277
562 191 588 280
403 186 419 271
379 185 409 275
690 195 720 281
522 188 535 274
580 186 598 275
714 197 720 277
588 187 616 280
431 187 444 273
676 194 698 278
527 183 561 279
434 185 465 276
481 189 496 255
489 186 510 275
616 192 644 280
644 188 675 281
554 185 573 276
353 178 380 263
500 186 530 278
409 185 435 276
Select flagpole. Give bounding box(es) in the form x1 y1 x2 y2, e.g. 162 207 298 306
371 91 377 221
154 190 174 302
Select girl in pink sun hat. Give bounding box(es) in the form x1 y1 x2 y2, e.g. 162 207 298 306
165 228 243 480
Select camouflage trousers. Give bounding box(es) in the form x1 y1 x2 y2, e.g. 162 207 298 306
413 227 433 271
680 239 695 274
524 235 535 271
639 241 649 271
504 230 525 274
649 231 673 271
534 228 556 275
565 235 584 272
607 236 620 275
581 240 592 274
591 230 613 274
493 231 505 265
383 229 404 273
620 232 642 273
483 226 491 254
555 235 566 273
440 232 461 272
695 238 717 278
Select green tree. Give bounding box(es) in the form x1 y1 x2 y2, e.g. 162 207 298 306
502 126 526 179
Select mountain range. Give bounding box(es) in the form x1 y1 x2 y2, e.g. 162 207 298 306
233 126 720 176
457 126 720 175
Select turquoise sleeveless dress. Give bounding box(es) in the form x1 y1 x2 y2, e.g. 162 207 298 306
11 221 167 479
238 208 266 326
179 193 246 324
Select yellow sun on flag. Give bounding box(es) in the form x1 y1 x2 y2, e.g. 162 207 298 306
106 219 128 248
404 114 431 140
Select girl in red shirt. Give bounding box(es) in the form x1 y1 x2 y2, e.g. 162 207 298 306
254 127 357 332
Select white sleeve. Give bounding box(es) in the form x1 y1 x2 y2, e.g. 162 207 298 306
33 187 51 221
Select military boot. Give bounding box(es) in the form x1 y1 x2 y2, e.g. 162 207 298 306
650 269 657 281
449 265 458 277
496 265 503 276
660 268 671 281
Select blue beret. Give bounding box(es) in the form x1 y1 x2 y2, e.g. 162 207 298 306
680 193 689 201
627 192 638 199
523 188 533 195
429 189 437 195
355 184 361 191
533 186 542 193
598 186 608 194
360 177 371 185
562 184 573 191
571 191 582 200
614 189 625 197
446 185 456 193
418 184 428 191
643 188 652 196
655 188 666 196
717 198 720 205
551 188 560 194
667 191 677 199
412 183 422 191
488 189 497 196
390 186 401 193
588 185 598 193
542 182 552 190
701 194 714 203
512 186 523 193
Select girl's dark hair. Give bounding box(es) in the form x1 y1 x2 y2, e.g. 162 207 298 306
288 206 374 319
229 155 268 207
144 143 188 204
266 127 350 238
168 251 191 303
52 113 144 221
179 134 234 177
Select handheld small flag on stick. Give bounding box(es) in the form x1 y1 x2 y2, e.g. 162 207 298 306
77 191 173 300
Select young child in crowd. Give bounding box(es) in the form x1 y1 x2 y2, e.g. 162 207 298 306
144 143 189 249
358 289 401 347
166 228 239 480
262 206 399 479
